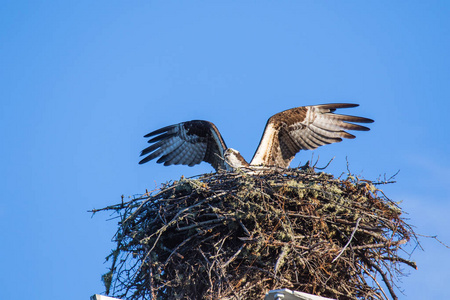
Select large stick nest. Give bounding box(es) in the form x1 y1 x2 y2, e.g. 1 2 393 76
95 169 417 300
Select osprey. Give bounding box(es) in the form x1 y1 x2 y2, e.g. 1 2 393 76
139 104 373 171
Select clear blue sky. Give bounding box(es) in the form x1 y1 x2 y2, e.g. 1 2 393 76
1 1 449 299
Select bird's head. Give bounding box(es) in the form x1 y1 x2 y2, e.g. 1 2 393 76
224 148 249 171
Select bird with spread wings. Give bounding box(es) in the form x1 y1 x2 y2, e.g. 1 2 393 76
139 103 373 171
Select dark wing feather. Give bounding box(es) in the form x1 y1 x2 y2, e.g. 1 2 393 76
250 103 374 168
139 120 229 171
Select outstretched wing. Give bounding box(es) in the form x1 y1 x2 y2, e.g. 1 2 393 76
250 103 374 168
139 120 229 171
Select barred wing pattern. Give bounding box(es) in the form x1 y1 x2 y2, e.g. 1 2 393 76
139 120 229 171
250 104 374 168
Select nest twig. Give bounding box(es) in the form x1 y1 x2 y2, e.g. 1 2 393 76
93 168 417 300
